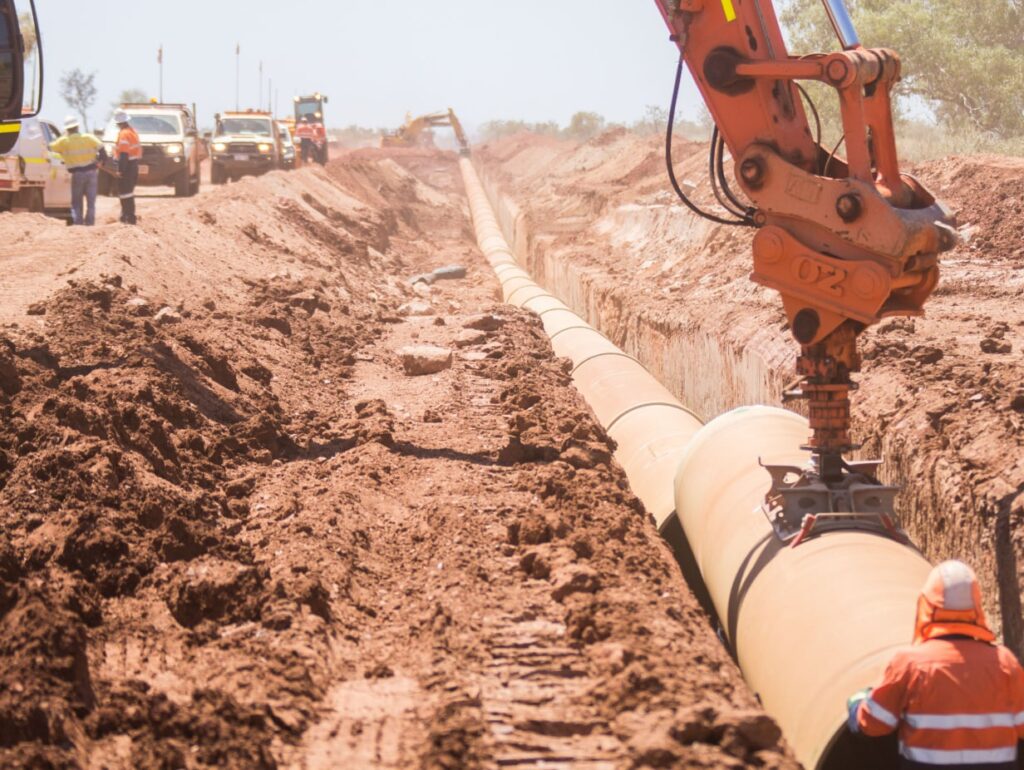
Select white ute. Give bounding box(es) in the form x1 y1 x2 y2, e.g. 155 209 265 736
0 117 73 219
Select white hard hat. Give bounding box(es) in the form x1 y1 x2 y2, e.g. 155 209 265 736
63 115 80 131
113 109 131 124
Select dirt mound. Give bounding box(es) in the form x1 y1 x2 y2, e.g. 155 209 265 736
476 133 1024 658
0 149 792 768
914 155 1024 263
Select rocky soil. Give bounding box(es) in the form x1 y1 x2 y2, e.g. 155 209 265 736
0 149 796 769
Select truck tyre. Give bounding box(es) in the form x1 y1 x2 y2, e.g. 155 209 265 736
14 188 44 213
174 169 190 197
211 163 226 185
189 170 200 196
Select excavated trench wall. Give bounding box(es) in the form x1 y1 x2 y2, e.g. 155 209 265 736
475 174 790 420
473 162 1022 659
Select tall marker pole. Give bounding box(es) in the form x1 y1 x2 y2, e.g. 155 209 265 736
158 45 164 102
235 43 240 111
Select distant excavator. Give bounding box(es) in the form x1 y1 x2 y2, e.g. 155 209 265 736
382 108 470 155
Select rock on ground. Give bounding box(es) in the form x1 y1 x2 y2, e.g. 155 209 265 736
398 345 453 376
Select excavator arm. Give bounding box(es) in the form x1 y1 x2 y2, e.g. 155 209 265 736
652 0 956 542
383 109 471 155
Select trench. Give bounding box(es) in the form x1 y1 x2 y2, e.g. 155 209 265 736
461 158 935 770
471 161 1023 664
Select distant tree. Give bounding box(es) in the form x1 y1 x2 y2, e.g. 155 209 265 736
633 104 669 136
60 69 98 131
18 13 38 108
332 124 386 148
479 119 560 142
781 0 1024 137
114 88 148 109
564 112 606 141
18 12 36 56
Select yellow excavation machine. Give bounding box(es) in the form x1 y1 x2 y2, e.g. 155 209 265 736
382 108 470 155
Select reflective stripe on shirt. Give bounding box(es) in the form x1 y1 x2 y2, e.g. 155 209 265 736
116 128 142 160
901 744 1018 765
905 712 1018 729
50 133 102 168
865 698 900 728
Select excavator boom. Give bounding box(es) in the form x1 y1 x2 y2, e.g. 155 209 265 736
652 0 956 542
383 108 471 155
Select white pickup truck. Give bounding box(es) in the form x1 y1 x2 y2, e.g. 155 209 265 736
0 117 73 219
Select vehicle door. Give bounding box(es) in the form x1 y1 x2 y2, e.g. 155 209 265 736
16 119 47 187
41 122 72 209
273 123 284 166
182 110 200 174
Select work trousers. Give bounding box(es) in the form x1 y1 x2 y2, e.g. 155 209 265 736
301 138 313 164
70 167 98 226
118 159 138 225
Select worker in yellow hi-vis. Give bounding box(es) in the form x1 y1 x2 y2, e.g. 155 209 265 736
49 116 107 226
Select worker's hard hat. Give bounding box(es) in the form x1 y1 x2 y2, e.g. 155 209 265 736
63 115 80 131
914 560 994 644
113 109 131 125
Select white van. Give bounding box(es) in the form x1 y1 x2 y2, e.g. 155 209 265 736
0 117 73 218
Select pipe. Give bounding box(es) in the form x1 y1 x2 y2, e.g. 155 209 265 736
674 407 931 768
459 158 930 770
460 158 703 527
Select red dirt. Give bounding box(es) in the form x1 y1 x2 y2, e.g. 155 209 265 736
0 149 796 768
475 132 1024 656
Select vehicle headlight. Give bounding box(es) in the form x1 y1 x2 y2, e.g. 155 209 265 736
258 143 272 153
165 143 183 155
213 142 227 152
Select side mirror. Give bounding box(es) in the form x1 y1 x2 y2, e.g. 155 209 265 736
186 129 198 138
202 131 212 140
0 0 41 153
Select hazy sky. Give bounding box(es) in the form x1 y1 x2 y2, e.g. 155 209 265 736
31 0 705 133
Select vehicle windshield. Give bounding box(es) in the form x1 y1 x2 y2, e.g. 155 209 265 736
217 118 273 136
123 114 182 136
295 102 322 121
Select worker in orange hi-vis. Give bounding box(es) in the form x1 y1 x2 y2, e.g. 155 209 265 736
113 110 142 225
847 560 1024 770
295 116 315 165
310 119 327 164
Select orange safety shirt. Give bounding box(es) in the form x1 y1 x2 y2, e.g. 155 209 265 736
116 125 142 160
294 123 315 140
858 638 1024 766
857 561 1024 767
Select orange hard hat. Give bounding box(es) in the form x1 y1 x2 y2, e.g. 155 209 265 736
914 560 995 645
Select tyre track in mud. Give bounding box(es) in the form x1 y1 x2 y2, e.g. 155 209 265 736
0 148 794 769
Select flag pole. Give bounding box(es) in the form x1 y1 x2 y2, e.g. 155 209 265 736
235 44 240 111
158 45 164 102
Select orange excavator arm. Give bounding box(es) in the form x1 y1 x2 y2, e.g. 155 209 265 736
651 0 956 541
